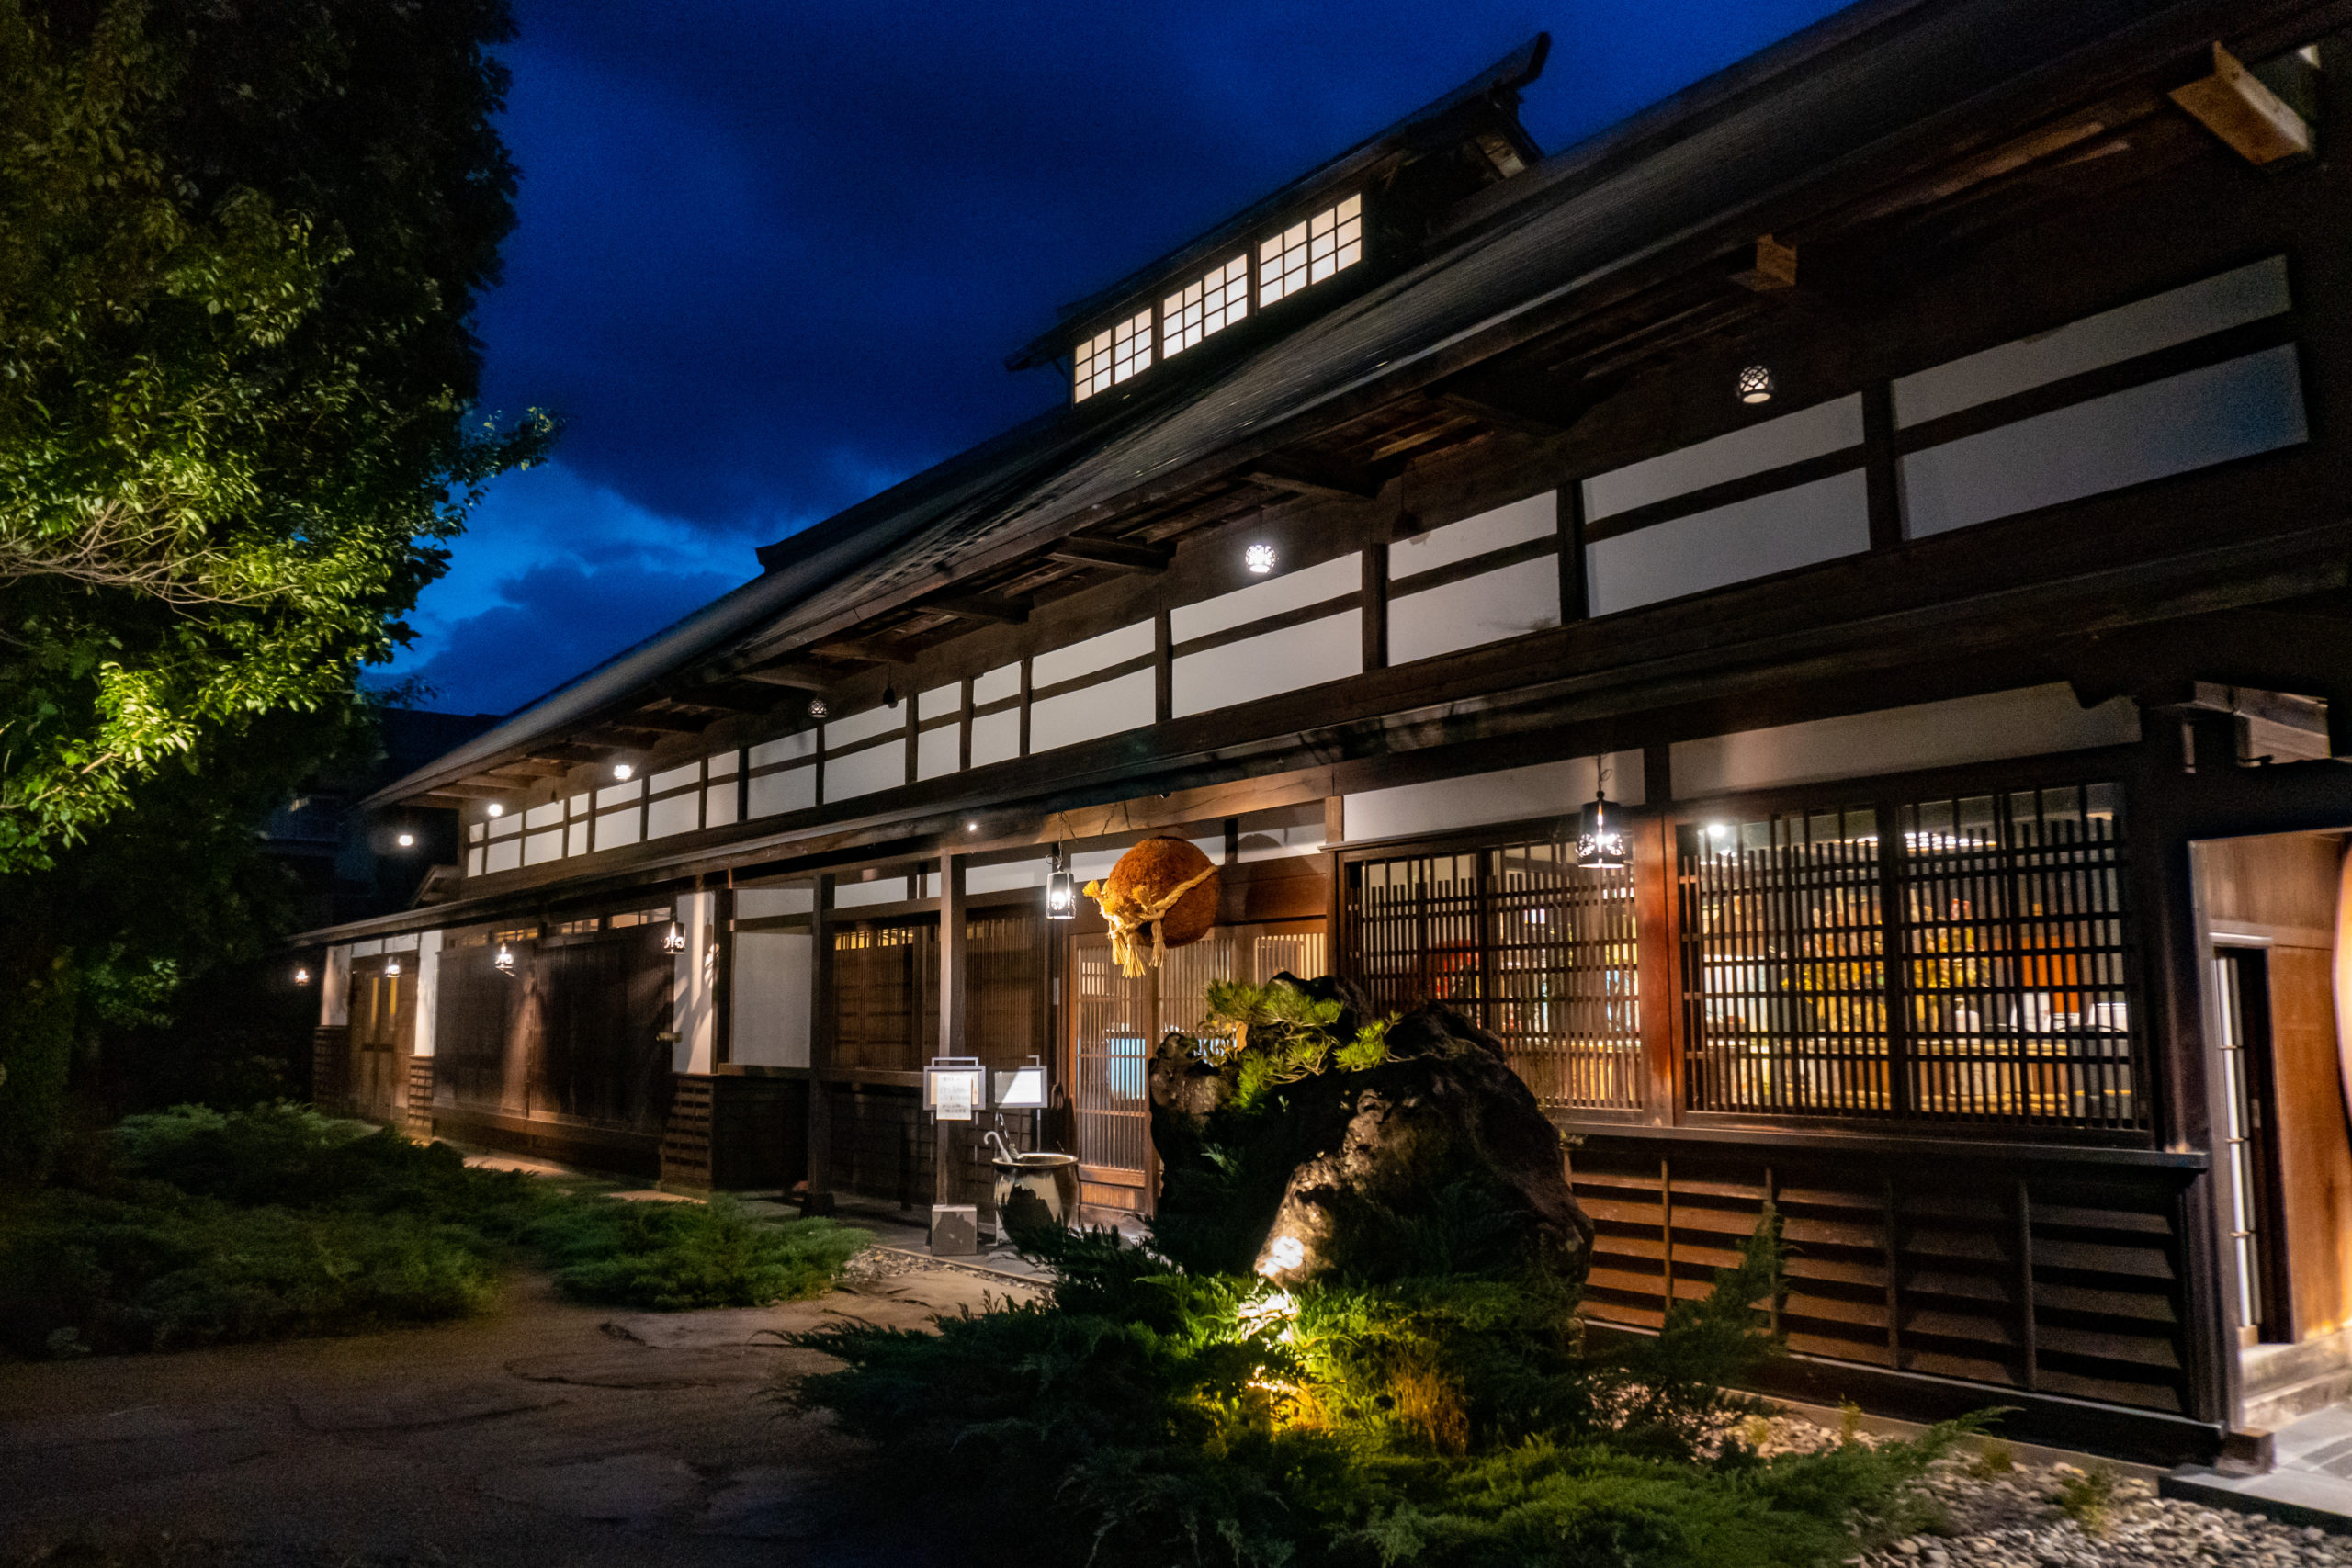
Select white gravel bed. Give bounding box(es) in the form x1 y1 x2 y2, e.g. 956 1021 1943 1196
1732 1414 2352 1566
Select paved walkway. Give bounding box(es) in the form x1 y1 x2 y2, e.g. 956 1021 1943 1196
2166 1402 2352 1532
0 1259 1039 1567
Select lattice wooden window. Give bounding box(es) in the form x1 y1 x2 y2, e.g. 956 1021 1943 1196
1072 308 1152 402
1259 194 1363 307
1679 781 2144 1131
832 923 934 1071
1162 254 1249 356
1342 837 1641 1112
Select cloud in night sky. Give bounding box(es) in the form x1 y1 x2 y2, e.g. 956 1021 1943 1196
392 0 1852 716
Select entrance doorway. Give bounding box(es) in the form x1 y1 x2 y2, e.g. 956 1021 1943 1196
2213 945 2290 1346
1069 921 1324 1218
2193 829 2352 1429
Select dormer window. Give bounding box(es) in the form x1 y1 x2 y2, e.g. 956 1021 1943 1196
1073 308 1154 402
1162 254 1250 357
1260 194 1362 308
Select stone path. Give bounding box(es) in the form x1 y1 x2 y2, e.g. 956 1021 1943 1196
0 1259 1040 1568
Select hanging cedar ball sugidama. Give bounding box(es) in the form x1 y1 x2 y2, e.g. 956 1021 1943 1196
1085 837 1220 976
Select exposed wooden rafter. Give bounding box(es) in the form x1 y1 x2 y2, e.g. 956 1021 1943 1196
1046 536 1174 573
2171 44 2312 165
1242 454 1384 501
922 592 1032 626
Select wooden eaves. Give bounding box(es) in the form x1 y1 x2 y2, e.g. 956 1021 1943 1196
370 0 2351 816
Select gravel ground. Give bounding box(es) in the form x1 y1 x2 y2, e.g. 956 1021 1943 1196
1732 1414 2352 1567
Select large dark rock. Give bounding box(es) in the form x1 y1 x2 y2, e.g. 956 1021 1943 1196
1148 975 1593 1287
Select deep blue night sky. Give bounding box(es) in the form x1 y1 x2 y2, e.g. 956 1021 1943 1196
389 1 1852 716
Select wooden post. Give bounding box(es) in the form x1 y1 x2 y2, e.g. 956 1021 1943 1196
1862 381 1903 552
806 874 836 1214
936 852 967 1208
1634 814 1679 1125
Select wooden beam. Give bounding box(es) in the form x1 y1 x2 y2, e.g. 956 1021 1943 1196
435 780 518 800
656 680 775 714
1046 536 1172 574
809 636 910 666
609 709 708 735
1729 232 1798 291
736 662 836 692
922 592 1031 626
1243 455 1383 501
481 761 571 781
1426 365 1604 438
2171 44 2311 165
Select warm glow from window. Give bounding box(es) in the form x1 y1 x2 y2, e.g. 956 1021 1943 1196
1162 254 1249 357
1260 194 1362 308
1073 308 1153 402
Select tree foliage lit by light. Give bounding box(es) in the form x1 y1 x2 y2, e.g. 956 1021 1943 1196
0 0 553 870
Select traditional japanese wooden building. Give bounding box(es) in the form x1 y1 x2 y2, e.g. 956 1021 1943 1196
301 0 2352 1464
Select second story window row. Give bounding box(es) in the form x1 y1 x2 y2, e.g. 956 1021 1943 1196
1073 308 1154 403
1072 193 1363 403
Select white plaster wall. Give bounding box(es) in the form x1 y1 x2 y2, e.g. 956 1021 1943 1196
730 930 811 1068
322 943 352 1027
673 891 718 1075
413 930 444 1058
1344 752 1644 843
1668 683 2143 797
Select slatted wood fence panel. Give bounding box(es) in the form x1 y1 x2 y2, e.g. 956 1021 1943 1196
1569 1142 2192 1414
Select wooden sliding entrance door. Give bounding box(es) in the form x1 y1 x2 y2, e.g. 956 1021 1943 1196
1069 921 1324 1217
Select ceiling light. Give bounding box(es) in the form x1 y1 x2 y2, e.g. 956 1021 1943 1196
395 832 415 848
293 965 311 986
1046 847 1077 919
967 821 980 833
384 955 402 977
1245 542 1276 574
493 942 515 976
486 803 504 818
663 920 687 954
613 762 634 781
808 697 829 720
1736 364 1775 404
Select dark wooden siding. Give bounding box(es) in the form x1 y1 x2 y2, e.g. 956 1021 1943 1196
431 930 675 1172
1570 1134 2203 1421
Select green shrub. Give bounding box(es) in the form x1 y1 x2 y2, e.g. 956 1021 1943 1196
0 1186 497 1354
531 1195 865 1310
0 1104 869 1355
795 999 1984 1568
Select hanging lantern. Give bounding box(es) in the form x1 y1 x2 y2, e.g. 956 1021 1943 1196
1084 836 1220 976
493 942 516 976
293 965 311 987
1576 794 1628 869
1736 364 1775 404
384 954 402 977
1046 847 1077 919
663 920 687 954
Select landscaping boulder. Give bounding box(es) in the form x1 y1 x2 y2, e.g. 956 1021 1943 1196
1147 973 1593 1287
1250 1002 1593 1286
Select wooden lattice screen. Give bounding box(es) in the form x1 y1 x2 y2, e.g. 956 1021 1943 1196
1679 781 2143 1132
1341 837 1642 1112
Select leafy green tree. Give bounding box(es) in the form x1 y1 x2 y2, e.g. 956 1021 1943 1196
0 0 550 871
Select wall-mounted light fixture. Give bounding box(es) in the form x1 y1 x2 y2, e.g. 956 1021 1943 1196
663 920 687 954
1046 846 1077 919
493 942 515 976
1245 542 1277 575
384 954 403 977
612 762 634 782
294 965 311 986
395 832 415 848
486 803 504 818
1736 364 1775 404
